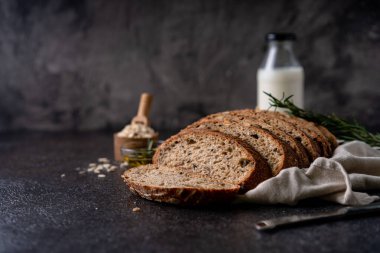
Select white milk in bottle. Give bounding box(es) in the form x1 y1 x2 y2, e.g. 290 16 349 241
257 33 304 110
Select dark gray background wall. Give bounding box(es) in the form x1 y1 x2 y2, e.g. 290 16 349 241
0 0 379 132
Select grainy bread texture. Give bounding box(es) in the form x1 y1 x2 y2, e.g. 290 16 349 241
185 120 299 175
197 110 321 162
241 109 336 157
190 116 310 168
122 164 240 205
255 110 333 157
153 130 271 192
204 108 336 157
237 118 310 167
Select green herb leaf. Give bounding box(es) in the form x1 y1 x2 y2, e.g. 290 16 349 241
147 139 154 150
265 92 380 146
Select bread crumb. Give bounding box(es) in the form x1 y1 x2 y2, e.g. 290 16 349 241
132 207 141 212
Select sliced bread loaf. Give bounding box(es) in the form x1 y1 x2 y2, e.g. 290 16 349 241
122 164 240 205
185 120 299 175
153 130 271 192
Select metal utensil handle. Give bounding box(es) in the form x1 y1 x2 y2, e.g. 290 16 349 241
255 209 348 231
255 202 380 231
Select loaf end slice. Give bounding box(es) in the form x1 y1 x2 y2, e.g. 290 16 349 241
122 164 240 205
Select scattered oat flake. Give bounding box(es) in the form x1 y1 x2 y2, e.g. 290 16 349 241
98 158 110 163
132 207 141 212
107 167 117 172
78 157 122 177
61 174 66 178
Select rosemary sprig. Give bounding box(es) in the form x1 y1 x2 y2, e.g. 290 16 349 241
147 139 154 150
265 92 380 146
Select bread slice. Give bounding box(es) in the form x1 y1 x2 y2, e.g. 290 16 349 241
185 120 299 175
122 164 240 205
153 130 271 192
196 110 321 163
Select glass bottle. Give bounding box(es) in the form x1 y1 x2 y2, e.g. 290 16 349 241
257 33 304 110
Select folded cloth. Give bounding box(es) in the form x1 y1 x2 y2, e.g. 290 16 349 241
237 141 380 206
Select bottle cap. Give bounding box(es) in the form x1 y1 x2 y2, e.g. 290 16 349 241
266 33 297 41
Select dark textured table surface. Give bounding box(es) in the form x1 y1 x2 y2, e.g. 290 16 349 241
1 132 379 253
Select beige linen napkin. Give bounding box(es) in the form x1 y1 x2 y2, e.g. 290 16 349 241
237 141 380 206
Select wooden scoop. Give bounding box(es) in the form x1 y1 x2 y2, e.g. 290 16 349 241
131 93 153 126
113 92 158 161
